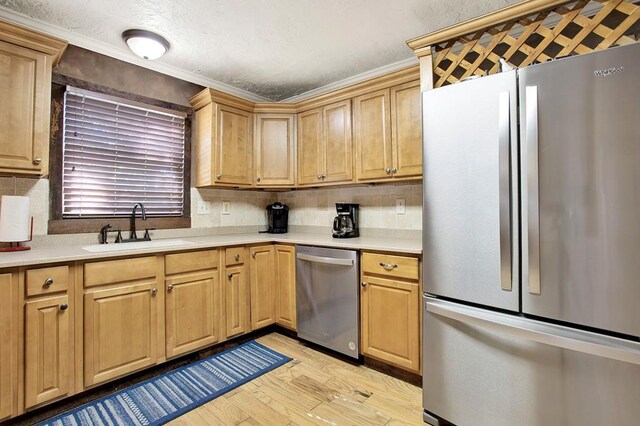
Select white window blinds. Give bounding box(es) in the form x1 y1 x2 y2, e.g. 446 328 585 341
62 87 186 218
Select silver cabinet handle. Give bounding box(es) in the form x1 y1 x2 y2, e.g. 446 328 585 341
361 281 368 287
59 303 68 311
498 90 512 292
252 252 256 258
426 297 640 366
44 277 54 287
379 262 398 270
296 253 354 266
227 273 234 279
524 85 541 295
167 285 174 292
256 177 261 182
235 254 240 261
216 174 222 180
321 174 326 179
391 168 397 174
317 174 322 180
385 167 391 174
32 157 42 165
151 288 157 296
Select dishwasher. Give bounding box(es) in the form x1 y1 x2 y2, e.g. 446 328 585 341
295 245 359 358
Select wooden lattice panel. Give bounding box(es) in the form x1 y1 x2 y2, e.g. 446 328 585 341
432 0 640 87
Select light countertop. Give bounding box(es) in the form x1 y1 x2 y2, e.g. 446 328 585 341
0 232 422 268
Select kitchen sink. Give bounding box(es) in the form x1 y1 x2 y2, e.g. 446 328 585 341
82 239 194 253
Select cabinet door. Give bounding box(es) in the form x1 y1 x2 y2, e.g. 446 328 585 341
224 265 249 338
354 89 392 181
297 108 323 185
249 245 276 330
166 271 220 358
25 295 72 409
0 273 16 420
0 40 50 175
361 276 420 372
275 245 296 330
255 114 295 186
323 100 353 183
390 82 422 178
215 104 253 185
84 283 159 387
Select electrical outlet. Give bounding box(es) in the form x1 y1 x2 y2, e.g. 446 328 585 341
197 200 210 215
222 201 230 215
396 198 406 215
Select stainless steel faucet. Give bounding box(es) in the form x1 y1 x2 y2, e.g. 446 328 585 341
130 203 147 240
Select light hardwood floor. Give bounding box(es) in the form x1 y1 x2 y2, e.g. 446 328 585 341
168 333 423 425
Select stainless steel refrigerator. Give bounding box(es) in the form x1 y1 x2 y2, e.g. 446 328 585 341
422 42 640 426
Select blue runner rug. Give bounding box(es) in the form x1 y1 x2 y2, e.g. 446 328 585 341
39 341 292 426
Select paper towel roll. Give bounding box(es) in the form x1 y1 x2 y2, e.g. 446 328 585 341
0 196 31 242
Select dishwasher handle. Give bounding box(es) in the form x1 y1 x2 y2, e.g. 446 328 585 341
296 252 354 266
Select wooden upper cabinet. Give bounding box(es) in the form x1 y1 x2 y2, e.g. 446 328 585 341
190 89 254 188
24 295 72 409
0 272 16 421
354 82 422 182
254 114 295 187
323 100 352 183
216 104 253 185
297 108 323 185
354 89 392 181
297 100 353 186
390 81 422 178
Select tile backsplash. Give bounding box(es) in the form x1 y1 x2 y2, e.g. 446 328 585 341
3 178 422 237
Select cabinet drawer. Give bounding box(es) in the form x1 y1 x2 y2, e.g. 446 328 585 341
225 247 245 266
84 256 157 287
362 252 419 281
26 265 69 296
165 250 218 276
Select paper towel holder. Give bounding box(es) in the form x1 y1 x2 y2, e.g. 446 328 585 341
0 194 34 252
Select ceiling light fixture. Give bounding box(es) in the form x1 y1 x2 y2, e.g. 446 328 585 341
122 29 170 60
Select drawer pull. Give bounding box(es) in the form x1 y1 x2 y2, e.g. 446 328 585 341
227 273 234 279
167 285 174 292
379 262 398 270
151 288 158 296
235 254 240 261
43 277 54 287
361 281 368 287
33 157 42 166
59 303 68 311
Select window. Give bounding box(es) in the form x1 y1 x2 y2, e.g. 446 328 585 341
61 86 186 218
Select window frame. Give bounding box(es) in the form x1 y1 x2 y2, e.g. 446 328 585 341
48 75 192 235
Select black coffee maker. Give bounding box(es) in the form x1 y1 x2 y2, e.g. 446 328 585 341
332 203 359 238
266 202 289 233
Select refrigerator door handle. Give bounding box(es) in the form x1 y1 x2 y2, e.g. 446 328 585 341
498 91 512 292
426 298 640 366
524 85 541 295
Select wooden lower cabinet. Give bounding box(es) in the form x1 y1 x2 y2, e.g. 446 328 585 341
249 245 276 330
84 282 160 387
361 275 420 372
223 263 249 339
24 295 72 409
0 272 17 420
274 245 296 330
165 270 221 358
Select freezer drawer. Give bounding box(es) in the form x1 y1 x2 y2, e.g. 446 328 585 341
520 42 640 337
423 296 640 426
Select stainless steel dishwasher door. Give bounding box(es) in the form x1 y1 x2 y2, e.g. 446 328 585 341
295 245 359 358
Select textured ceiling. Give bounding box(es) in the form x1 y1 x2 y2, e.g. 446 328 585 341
0 0 519 101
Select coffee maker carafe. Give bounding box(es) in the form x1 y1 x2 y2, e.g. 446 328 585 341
332 203 359 238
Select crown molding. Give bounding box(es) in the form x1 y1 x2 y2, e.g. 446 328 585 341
0 6 271 102
280 56 418 103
